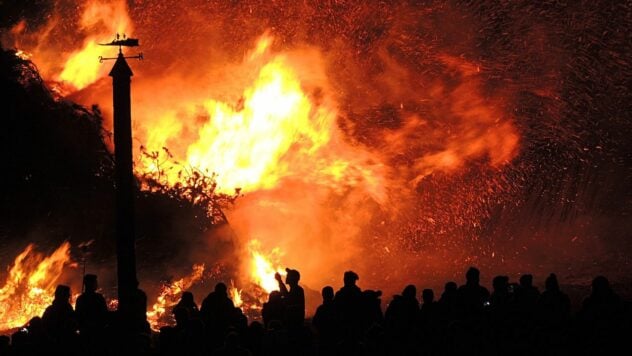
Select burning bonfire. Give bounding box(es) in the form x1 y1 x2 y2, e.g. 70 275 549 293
4 0 587 334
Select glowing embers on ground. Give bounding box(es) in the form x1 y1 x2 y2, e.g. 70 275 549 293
147 263 205 331
0 242 73 331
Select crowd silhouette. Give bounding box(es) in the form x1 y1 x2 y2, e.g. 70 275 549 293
1 267 630 355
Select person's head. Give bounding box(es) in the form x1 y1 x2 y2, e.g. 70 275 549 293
215 282 227 295
444 281 457 293
545 273 559 292
54 285 71 302
83 274 98 293
181 291 194 305
285 268 300 286
322 286 334 303
422 289 434 303
492 275 509 292
466 267 480 285
592 275 610 293
519 274 533 288
343 271 359 287
402 284 416 299
268 290 282 302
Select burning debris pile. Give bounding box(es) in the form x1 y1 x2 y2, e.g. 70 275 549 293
1 0 631 333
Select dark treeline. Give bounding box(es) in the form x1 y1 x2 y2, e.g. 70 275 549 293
1 266 631 355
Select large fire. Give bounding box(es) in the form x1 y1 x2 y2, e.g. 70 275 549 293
0 0 531 331
146 263 205 330
0 242 73 331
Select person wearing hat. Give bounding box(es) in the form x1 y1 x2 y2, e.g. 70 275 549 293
275 268 305 329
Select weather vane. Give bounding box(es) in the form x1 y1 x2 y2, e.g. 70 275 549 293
98 33 143 62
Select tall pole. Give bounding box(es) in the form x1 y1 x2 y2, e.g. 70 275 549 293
110 50 138 326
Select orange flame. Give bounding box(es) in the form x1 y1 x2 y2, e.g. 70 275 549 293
57 0 132 90
146 263 205 331
229 282 243 308
0 242 72 331
138 34 386 200
247 240 284 294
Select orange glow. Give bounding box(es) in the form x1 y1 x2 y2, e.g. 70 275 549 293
247 240 284 294
146 264 205 331
57 0 131 90
0 242 72 331
229 282 243 308
4 1 527 325
139 34 384 199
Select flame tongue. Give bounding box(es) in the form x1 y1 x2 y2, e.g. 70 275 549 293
0 242 72 331
146 263 205 331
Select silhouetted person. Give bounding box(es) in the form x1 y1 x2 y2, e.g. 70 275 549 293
385 284 419 332
75 274 108 351
360 289 384 331
42 284 77 352
581 276 621 315
438 281 458 321
200 282 235 348
174 291 200 320
416 288 439 354
418 288 438 327
214 331 252 356
577 276 624 353
275 268 305 329
333 271 363 340
490 275 510 307
537 273 570 325
535 273 570 354
515 274 540 311
385 284 419 353
456 267 490 319
246 321 264 356
168 305 204 356
313 286 337 354
262 291 285 328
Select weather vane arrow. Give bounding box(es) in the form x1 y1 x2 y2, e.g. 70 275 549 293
98 33 143 62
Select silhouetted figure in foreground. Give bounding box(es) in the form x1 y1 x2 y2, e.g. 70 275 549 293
262 291 284 329
76 274 108 354
313 286 337 355
456 267 490 319
201 282 235 348
334 271 363 341
360 289 384 332
538 273 570 326
275 268 305 329
174 291 199 320
418 288 438 328
385 284 419 333
515 274 540 311
439 281 458 322
535 273 570 354
385 284 419 353
42 284 78 353
577 276 625 353
214 331 252 356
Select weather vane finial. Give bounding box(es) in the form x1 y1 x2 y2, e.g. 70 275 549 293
98 33 143 62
